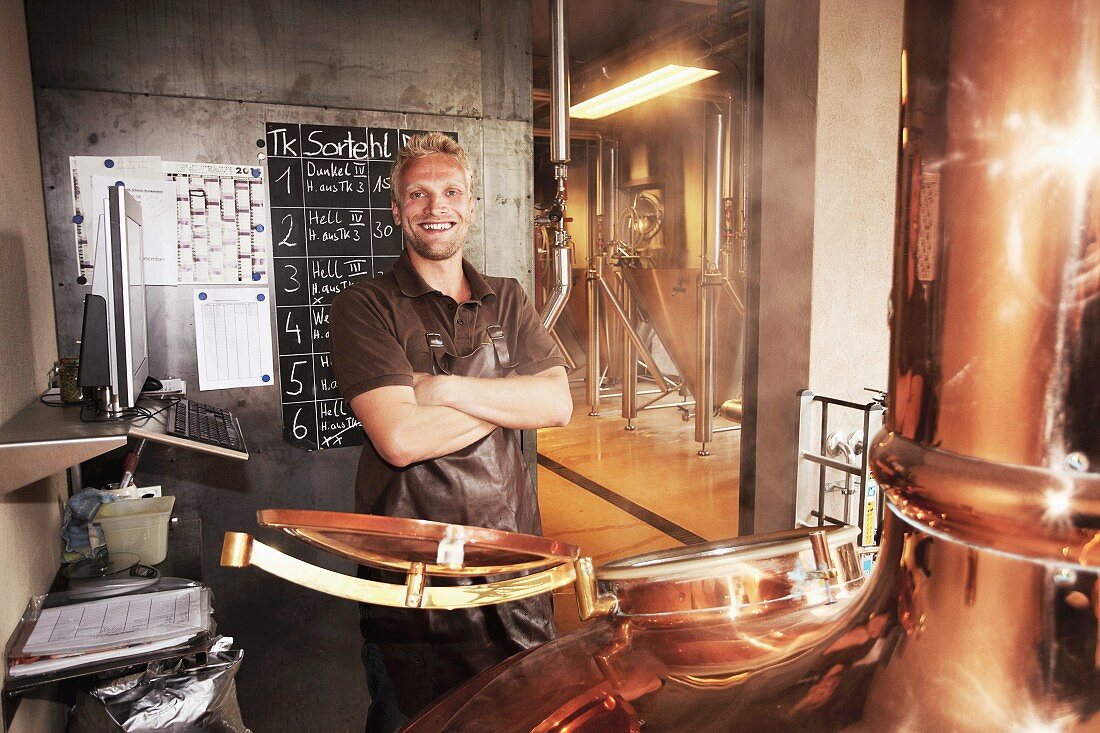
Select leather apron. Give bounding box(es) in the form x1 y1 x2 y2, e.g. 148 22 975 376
361 324 557 716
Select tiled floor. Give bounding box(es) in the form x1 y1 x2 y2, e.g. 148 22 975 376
536 387 742 633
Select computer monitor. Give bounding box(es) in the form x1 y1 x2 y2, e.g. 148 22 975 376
78 185 149 416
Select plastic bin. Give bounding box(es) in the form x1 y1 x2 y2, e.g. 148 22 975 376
95 496 176 565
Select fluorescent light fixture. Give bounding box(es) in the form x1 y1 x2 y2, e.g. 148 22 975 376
569 64 720 120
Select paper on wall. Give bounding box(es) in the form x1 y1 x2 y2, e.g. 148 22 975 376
70 156 163 281
90 175 178 286
163 161 270 285
193 288 275 391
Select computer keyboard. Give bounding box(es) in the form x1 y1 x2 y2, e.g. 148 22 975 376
165 399 245 453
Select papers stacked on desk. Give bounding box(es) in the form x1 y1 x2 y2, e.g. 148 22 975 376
7 586 212 678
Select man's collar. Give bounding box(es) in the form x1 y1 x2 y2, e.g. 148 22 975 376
393 250 496 303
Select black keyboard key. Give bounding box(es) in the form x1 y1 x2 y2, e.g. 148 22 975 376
165 399 246 453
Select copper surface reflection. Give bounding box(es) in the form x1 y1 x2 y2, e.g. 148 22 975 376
891 0 1100 470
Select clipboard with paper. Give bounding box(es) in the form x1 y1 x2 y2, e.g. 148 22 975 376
4 584 214 689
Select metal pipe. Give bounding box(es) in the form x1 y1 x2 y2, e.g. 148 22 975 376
704 107 726 271
696 107 725 453
533 128 603 142
548 0 570 167
718 398 742 423
721 273 745 314
602 143 623 385
641 400 695 411
540 233 571 331
586 136 605 414
539 0 573 333
594 134 604 221
878 0 1100 559
548 327 576 371
607 143 618 245
621 274 638 429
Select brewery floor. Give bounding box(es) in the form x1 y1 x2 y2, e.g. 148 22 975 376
537 382 742 633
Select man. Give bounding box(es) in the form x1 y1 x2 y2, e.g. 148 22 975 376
330 132 572 731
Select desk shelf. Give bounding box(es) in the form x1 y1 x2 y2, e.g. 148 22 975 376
0 398 247 495
0 401 128 494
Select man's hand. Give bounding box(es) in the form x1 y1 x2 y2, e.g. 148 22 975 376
412 372 448 407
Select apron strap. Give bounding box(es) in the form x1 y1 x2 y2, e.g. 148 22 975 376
424 326 514 375
486 324 516 370
425 332 451 375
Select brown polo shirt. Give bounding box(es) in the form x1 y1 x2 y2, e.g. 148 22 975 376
329 251 567 512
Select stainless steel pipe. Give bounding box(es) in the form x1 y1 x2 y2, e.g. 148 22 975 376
539 232 571 332
621 274 638 428
548 0 570 167
586 136 605 414
696 108 726 452
539 0 573 332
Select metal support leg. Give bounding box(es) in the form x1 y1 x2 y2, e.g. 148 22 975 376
549 327 577 371
595 273 673 395
621 278 637 430
696 272 718 455
586 262 602 415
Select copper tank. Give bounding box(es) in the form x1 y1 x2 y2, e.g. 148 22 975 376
404 1 1100 730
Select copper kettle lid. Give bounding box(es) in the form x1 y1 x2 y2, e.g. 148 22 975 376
256 509 581 577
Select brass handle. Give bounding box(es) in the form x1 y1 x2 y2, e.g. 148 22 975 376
220 532 577 610
574 557 616 620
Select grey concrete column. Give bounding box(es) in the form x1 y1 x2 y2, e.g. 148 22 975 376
740 0 820 534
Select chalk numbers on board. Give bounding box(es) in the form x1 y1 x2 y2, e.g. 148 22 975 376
267 122 457 450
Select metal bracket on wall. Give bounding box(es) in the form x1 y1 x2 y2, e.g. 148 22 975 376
796 390 886 566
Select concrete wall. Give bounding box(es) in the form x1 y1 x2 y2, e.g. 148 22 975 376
24 2 532 729
744 0 902 532
0 0 68 730
743 0 821 533
802 0 902 523
810 0 901 402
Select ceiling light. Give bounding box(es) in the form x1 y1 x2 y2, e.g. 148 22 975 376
569 64 720 120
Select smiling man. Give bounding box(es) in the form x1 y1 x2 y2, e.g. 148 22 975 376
329 132 572 732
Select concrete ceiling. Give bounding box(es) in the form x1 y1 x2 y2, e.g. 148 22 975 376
530 0 718 90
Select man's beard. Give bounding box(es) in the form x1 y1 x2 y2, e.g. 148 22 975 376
402 223 466 262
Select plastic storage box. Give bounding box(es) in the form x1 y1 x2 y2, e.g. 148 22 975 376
95 496 176 565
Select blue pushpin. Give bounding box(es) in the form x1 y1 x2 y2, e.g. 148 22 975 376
104 159 115 169
251 168 261 178
72 214 84 224
255 224 265 233
257 293 266 302
198 292 208 301
252 272 261 281
262 374 271 383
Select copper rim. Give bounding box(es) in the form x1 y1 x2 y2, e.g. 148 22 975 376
597 525 859 581
256 509 582 575
873 432 1100 567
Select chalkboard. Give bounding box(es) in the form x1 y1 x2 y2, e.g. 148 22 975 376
266 122 457 450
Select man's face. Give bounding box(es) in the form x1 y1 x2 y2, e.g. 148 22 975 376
392 154 475 262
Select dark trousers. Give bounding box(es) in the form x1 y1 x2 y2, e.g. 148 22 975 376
362 642 407 733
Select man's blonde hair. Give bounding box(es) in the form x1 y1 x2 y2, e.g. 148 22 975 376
390 132 473 201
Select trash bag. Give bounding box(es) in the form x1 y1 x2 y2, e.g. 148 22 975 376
67 648 250 733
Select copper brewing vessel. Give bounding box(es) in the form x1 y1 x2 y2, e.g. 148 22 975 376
404 1 1100 730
